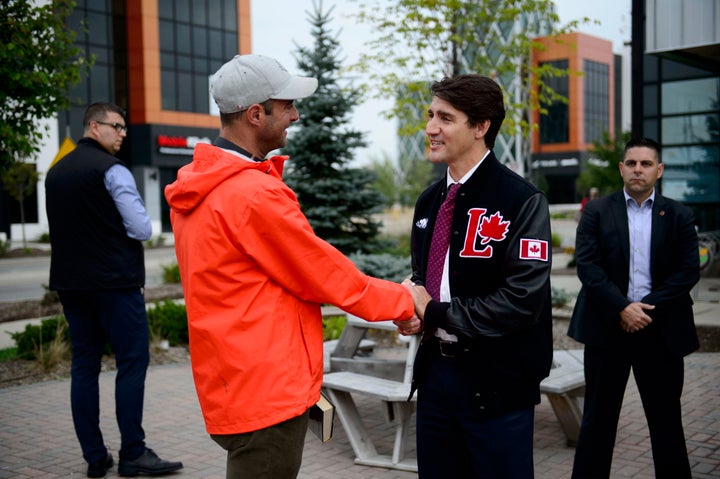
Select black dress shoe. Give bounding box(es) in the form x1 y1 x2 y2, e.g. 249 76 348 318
87 451 113 478
118 448 183 476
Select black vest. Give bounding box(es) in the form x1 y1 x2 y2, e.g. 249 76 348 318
46 138 145 290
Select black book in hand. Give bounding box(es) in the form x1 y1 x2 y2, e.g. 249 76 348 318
308 392 335 442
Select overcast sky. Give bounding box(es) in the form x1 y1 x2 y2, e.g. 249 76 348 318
250 0 631 164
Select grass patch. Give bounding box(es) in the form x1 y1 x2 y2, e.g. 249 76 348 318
0 347 18 362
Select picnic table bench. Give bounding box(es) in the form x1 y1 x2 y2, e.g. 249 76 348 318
539 349 585 446
323 314 419 471
322 314 586 471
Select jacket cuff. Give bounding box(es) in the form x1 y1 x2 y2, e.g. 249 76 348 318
424 300 451 330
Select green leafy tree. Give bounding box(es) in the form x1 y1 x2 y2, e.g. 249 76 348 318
284 1 386 254
368 151 434 207
1 162 40 249
576 130 630 198
351 0 593 177
0 0 92 171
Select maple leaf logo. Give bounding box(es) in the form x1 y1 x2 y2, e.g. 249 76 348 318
478 212 510 244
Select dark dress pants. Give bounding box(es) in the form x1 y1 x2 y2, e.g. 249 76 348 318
572 324 691 479
211 412 309 479
59 288 149 465
416 349 535 479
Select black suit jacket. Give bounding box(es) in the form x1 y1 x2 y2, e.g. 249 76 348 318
567 190 700 357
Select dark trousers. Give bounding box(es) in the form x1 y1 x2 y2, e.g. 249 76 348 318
59 289 149 465
211 411 309 479
416 351 535 478
572 324 691 479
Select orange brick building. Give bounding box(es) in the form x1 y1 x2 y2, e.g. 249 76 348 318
57 0 252 233
531 33 617 204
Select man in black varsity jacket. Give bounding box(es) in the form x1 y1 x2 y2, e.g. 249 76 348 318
397 75 553 478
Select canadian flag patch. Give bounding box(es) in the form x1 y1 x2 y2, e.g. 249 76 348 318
519 239 549 262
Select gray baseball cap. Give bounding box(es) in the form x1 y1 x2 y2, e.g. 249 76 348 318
210 54 318 114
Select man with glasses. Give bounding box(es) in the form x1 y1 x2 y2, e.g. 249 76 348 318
45 102 183 478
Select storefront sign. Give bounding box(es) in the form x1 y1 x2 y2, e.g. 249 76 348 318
157 135 211 155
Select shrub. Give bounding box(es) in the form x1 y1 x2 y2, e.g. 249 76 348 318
147 300 188 346
0 239 10 256
162 263 181 284
551 287 573 308
551 232 562 248
0 347 18 362
322 314 347 341
10 315 70 360
35 319 70 371
374 233 411 257
144 235 166 248
40 284 60 306
349 253 411 283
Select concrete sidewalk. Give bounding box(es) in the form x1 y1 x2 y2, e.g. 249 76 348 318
1 353 719 479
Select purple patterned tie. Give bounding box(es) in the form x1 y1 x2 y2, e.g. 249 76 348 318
426 183 460 301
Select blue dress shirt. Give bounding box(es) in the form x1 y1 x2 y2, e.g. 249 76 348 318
625 189 654 302
104 164 152 241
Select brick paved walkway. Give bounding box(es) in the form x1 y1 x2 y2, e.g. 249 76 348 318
1 353 718 478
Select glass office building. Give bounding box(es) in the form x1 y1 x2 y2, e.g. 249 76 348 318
638 0 719 231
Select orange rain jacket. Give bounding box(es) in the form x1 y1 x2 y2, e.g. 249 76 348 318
164 143 415 435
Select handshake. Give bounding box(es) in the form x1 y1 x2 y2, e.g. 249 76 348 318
392 278 431 336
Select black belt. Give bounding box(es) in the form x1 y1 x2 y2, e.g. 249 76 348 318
434 338 464 358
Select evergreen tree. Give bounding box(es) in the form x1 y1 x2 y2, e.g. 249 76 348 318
283 1 385 254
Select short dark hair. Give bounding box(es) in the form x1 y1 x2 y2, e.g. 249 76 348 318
219 99 275 127
430 74 506 149
83 102 125 128
624 137 661 162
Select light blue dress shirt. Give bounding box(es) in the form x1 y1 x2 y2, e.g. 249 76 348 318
625 189 654 302
104 164 152 241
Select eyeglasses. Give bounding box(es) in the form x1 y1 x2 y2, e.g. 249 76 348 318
95 121 128 133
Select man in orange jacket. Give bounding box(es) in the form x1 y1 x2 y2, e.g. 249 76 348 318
165 54 419 479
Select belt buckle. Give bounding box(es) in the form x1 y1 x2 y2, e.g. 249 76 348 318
438 340 457 358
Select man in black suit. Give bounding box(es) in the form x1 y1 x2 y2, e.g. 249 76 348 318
568 137 700 478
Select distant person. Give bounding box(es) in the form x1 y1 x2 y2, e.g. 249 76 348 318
45 102 184 478
164 54 417 479
568 137 700 478
577 187 599 221
397 74 553 478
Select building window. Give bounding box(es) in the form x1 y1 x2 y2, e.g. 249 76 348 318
660 76 720 204
158 0 238 113
583 59 609 144
62 2 127 140
662 146 719 203
539 60 569 144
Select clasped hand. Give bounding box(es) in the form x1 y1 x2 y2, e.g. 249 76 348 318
393 278 432 336
620 302 654 333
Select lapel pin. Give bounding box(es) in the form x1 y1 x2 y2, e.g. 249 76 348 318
659 210 665 216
